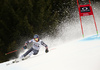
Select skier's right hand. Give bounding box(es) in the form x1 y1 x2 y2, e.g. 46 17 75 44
23 46 27 49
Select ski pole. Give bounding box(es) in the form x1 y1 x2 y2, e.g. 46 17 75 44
5 48 24 55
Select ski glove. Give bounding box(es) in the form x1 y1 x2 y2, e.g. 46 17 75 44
45 48 49 53
23 46 27 49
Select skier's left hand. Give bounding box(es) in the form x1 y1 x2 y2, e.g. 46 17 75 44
45 48 49 53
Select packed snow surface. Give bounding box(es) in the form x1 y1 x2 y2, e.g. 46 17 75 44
0 34 100 70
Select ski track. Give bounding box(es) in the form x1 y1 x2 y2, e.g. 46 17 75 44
0 34 100 70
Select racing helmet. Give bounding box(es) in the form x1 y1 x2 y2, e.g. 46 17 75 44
34 34 39 39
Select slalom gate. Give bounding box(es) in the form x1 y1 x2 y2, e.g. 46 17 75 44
77 0 98 37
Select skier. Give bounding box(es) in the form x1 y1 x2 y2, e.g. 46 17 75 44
16 34 49 62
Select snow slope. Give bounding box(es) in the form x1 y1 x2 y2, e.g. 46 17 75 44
0 34 100 70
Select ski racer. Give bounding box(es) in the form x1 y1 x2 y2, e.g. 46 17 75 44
17 34 49 61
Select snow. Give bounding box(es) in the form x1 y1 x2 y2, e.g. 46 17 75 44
0 34 100 70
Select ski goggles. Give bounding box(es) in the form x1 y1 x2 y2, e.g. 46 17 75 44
34 38 39 41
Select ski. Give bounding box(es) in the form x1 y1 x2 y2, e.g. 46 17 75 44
6 60 18 66
6 56 30 66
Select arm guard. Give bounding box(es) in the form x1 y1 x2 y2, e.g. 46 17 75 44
25 41 29 45
41 41 48 47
